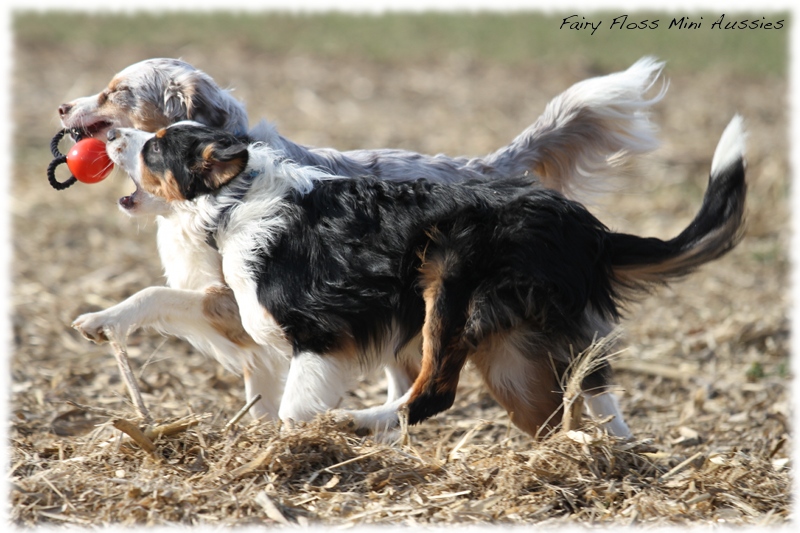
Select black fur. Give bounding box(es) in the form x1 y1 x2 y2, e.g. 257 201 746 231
141 125 250 200
146 123 746 431
253 177 620 356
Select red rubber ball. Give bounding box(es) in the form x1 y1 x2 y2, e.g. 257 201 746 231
66 138 113 184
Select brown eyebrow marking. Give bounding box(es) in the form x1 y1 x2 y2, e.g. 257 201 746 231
139 157 184 202
108 76 123 92
97 89 109 106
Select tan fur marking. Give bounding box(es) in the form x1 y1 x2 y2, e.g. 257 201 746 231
407 256 469 408
131 102 172 132
531 107 625 195
201 144 216 162
100 77 171 132
200 143 247 190
613 225 736 287
182 82 200 115
139 159 184 202
470 331 564 439
409 268 444 402
107 76 123 92
202 286 256 347
329 336 360 363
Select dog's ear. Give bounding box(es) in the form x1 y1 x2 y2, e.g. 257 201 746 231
198 140 250 190
164 78 190 122
164 71 232 129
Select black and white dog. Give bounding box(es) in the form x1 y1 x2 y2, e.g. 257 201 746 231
64 57 666 420
74 116 746 438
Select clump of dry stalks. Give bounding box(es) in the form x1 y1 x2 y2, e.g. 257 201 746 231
10 329 789 528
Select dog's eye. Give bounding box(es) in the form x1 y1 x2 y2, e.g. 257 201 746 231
144 138 161 155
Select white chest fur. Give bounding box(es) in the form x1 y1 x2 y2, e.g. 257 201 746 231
156 214 223 291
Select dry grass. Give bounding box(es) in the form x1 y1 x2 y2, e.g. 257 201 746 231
8 407 789 527
9 18 791 528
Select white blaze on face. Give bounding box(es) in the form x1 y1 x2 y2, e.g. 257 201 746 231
105 127 174 217
106 127 155 182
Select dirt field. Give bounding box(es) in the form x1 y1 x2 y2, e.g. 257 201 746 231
8 14 791 528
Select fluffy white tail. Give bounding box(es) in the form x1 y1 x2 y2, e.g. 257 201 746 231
481 57 667 200
248 57 667 203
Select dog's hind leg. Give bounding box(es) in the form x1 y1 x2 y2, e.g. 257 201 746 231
583 389 632 438
329 261 472 434
402 268 472 425
579 356 632 438
470 331 566 439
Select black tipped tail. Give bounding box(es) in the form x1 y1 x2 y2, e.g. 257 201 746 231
611 116 747 288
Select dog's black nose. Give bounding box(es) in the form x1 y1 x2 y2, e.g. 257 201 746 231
107 129 118 142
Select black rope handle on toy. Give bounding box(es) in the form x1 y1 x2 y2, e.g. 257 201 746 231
47 129 78 190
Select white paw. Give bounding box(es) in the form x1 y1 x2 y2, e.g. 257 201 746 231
279 417 297 435
328 409 360 433
328 408 401 438
72 309 129 344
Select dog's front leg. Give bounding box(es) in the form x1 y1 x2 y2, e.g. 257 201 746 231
278 351 359 425
72 285 211 344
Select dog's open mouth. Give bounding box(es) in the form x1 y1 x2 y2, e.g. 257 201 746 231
119 193 136 210
118 184 141 211
71 120 113 141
